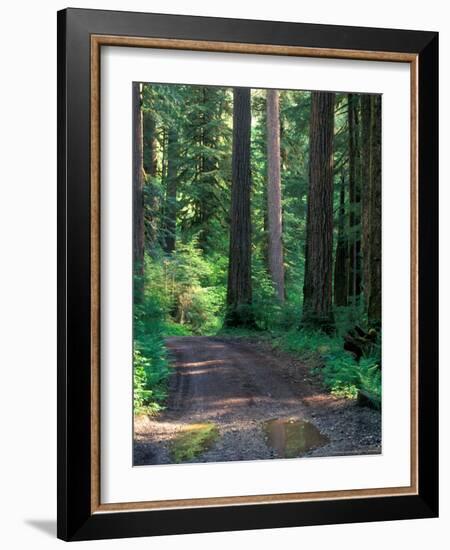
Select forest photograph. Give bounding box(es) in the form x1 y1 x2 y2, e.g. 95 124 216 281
132 82 382 466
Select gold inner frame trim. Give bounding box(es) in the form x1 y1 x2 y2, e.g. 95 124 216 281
90 34 419 514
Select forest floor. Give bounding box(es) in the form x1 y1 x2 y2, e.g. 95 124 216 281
134 336 381 465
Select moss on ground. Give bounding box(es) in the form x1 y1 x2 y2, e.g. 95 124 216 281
169 423 219 463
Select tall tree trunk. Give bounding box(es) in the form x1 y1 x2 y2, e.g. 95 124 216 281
142 109 159 253
360 95 372 304
334 173 348 306
368 96 382 326
163 127 178 254
266 89 285 301
347 94 362 308
225 87 254 327
302 91 335 332
143 110 158 176
132 83 145 276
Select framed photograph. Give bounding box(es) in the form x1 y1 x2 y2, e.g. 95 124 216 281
57 8 438 541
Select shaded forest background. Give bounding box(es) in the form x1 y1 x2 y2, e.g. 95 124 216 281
132 83 382 414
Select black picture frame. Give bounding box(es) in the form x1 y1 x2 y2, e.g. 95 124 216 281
57 7 438 541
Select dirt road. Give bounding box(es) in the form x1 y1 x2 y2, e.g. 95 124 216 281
134 336 381 465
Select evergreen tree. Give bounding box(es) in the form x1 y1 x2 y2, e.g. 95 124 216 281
132 82 145 275
266 89 285 301
225 87 254 327
302 91 335 332
368 96 382 326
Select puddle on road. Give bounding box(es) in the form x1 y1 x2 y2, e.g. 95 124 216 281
264 418 329 458
169 423 219 463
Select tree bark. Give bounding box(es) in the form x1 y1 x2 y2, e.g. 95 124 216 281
163 127 178 254
142 109 159 253
266 89 285 301
360 95 372 304
302 91 335 332
368 96 382 326
347 94 362 306
132 82 145 275
334 173 348 306
143 110 158 176
225 87 254 327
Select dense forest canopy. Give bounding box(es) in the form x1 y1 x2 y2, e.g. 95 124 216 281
132 82 382 414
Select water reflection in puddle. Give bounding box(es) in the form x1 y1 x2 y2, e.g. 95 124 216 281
264 418 329 458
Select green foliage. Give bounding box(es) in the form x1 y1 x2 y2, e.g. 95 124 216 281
251 257 281 330
163 321 192 337
136 245 225 334
164 241 226 334
141 83 232 255
275 328 381 407
321 353 380 404
133 348 166 414
133 276 171 414
275 329 339 367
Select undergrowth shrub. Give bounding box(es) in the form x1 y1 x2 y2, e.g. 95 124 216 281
321 353 381 407
133 279 171 414
164 241 226 333
275 328 381 408
251 261 282 330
